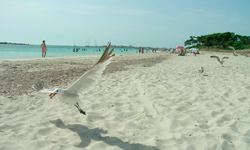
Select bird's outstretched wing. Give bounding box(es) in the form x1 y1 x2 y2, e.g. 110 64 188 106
222 57 229 60
66 42 115 95
210 56 220 62
228 46 235 51
228 46 249 57
32 82 54 93
237 51 249 57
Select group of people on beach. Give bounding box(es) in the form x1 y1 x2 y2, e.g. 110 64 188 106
137 47 157 54
138 47 145 53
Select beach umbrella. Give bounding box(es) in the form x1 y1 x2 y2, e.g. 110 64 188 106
175 46 184 50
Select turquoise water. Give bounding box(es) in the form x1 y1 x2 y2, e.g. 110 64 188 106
0 45 138 60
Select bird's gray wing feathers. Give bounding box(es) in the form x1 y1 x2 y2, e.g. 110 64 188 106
222 57 229 60
228 46 235 51
210 56 220 62
66 43 115 95
66 59 113 95
32 83 54 93
237 51 249 57
39 89 54 93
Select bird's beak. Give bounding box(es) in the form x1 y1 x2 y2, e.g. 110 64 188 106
49 93 57 99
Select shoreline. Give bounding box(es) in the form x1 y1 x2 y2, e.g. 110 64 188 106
0 45 140 60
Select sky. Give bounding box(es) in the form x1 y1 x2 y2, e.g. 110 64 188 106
1 0 250 48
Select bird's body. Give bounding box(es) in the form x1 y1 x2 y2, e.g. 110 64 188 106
210 55 229 67
33 42 115 115
233 51 238 56
56 89 80 105
198 67 204 75
228 46 238 56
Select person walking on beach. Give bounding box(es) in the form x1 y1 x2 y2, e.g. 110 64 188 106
40 40 47 58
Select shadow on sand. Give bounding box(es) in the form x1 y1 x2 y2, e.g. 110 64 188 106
50 119 159 150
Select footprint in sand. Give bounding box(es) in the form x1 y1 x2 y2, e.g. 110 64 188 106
216 115 231 126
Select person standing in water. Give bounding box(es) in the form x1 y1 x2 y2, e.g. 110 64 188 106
40 40 47 58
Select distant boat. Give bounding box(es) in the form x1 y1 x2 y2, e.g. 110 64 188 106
94 39 97 47
85 38 90 47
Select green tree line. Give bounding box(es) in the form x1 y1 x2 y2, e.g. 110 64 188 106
184 32 250 50
0 42 28 45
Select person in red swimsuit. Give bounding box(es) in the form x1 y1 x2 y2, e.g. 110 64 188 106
40 40 47 58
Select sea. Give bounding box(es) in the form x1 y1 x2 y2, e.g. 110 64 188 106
0 45 139 60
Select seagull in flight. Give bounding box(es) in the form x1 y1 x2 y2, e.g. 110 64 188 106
32 42 115 115
228 46 238 56
210 56 229 67
228 46 249 57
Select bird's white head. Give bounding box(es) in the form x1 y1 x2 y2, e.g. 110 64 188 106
49 88 64 99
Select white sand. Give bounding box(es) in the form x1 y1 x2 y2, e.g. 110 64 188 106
0 52 250 150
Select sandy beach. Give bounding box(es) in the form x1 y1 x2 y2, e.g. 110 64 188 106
0 51 250 150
